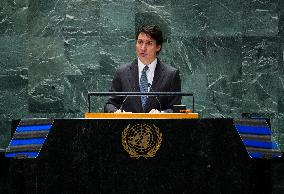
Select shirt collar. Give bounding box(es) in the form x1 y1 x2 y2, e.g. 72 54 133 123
138 58 157 73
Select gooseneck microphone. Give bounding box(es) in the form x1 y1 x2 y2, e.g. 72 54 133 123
119 96 129 112
148 83 162 112
154 96 162 112
88 92 194 113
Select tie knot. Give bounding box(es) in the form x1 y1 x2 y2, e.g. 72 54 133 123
143 66 149 72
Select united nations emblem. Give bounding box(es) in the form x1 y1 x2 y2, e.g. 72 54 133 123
122 123 162 159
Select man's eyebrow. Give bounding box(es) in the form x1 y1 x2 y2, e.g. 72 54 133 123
137 39 154 43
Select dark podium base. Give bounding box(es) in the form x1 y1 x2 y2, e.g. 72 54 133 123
0 119 277 193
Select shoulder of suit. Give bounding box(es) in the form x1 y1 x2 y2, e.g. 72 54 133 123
159 61 179 73
115 62 133 73
115 60 178 73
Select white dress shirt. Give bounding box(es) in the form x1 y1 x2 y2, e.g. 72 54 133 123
138 58 157 91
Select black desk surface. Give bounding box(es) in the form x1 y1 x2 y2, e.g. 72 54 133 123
0 118 282 194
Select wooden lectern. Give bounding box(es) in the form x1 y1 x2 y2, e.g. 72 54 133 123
0 115 278 194
85 112 199 119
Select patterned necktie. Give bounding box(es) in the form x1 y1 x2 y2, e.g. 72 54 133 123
139 66 149 109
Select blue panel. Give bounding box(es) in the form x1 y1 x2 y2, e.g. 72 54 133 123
10 138 46 146
16 124 52 132
235 125 271 135
248 152 264 158
248 152 282 159
272 153 282 158
243 140 278 149
5 151 39 158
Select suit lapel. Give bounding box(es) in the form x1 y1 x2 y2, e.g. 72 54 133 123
128 59 140 92
127 59 143 112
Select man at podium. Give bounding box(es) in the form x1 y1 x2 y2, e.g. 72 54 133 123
104 25 181 113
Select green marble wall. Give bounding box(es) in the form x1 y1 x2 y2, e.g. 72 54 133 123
0 0 283 149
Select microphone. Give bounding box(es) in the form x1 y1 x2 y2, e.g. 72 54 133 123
155 96 162 112
119 96 129 112
119 85 137 112
148 83 162 112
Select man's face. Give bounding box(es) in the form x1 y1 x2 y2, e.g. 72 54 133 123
136 32 161 65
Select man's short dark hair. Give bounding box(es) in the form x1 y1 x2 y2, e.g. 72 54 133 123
136 25 163 54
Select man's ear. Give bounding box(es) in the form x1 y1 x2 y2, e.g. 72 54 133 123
156 44 161 52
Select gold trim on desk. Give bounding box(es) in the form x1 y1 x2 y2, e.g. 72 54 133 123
84 113 199 119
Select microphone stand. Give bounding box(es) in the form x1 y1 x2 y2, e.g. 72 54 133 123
87 92 194 113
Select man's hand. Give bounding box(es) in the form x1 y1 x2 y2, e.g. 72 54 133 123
149 109 160 113
114 109 124 113
114 109 132 113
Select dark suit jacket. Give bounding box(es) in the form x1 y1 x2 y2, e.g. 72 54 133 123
104 58 181 113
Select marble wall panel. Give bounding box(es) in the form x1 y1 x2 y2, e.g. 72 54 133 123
280 2 284 76
181 73 208 117
0 75 28 119
0 120 12 148
205 36 243 117
0 75 28 147
207 0 242 36
0 36 29 147
28 77 64 113
171 0 243 37
101 0 134 32
64 75 110 114
279 75 284 114
0 37 28 75
27 37 66 113
205 74 243 118
0 0 29 35
171 36 207 74
99 0 136 81
135 12 171 42
135 0 171 40
242 37 279 75
242 0 278 36
100 0 136 64
64 36 101 75
241 37 280 114
206 37 242 76
274 114 284 149
241 73 279 113
280 1 284 40
155 40 175 68
63 0 100 37
171 0 208 37
27 0 65 37
168 36 208 115
136 0 170 6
